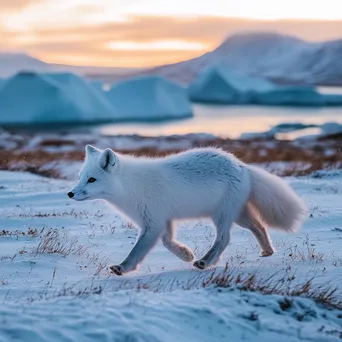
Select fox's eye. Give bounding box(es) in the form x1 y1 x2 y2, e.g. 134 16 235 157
87 177 96 183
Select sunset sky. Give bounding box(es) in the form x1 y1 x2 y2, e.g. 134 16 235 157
1 0 342 67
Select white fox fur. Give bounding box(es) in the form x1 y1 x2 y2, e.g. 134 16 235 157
69 145 307 275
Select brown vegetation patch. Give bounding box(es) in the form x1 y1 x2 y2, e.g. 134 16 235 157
0 133 341 178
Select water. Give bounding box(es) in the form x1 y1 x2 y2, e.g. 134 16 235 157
318 86 342 95
99 104 342 139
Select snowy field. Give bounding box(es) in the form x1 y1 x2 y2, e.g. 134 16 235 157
1 168 342 341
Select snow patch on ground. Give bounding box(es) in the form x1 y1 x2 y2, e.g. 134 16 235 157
1 288 342 342
1 170 342 341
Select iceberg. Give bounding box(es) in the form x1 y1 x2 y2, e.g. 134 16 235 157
295 121 342 141
90 80 104 91
42 72 113 110
253 86 325 106
240 122 320 140
188 66 274 104
189 66 342 106
253 88 342 106
89 80 109 98
0 72 116 125
107 76 193 121
321 94 342 106
320 122 342 136
272 122 318 132
189 67 244 104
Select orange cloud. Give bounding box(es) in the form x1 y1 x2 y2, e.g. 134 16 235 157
0 0 39 11
2 15 342 67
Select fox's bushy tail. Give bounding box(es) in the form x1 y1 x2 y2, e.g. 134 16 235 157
247 165 307 232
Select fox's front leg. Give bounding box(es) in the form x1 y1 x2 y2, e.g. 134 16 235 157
109 224 163 276
162 221 194 262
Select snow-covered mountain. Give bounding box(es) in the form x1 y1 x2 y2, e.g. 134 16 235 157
119 33 342 86
0 53 51 77
2 33 342 85
0 53 138 78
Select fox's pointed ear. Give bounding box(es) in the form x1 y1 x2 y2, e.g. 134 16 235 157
85 145 100 156
99 148 116 172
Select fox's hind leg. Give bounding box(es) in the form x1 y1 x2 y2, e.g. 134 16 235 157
193 177 251 270
236 203 274 257
162 221 194 262
193 209 234 270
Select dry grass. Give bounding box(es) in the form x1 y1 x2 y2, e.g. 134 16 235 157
29 278 103 302
285 236 325 262
54 283 103 298
33 265 342 313
3 209 104 220
0 254 17 262
1 133 341 178
30 228 112 276
201 266 341 310
287 245 325 262
32 228 88 257
0 227 41 238
0 278 8 285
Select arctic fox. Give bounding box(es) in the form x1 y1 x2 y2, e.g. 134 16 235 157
68 145 307 276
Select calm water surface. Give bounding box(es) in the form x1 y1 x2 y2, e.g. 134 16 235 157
98 104 342 139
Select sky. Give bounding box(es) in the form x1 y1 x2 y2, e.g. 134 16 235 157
1 0 342 68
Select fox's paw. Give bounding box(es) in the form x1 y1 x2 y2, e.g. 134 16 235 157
259 250 274 257
193 259 208 270
180 247 195 262
108 264 125 276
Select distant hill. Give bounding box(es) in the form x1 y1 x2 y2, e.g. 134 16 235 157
2 32 342 86
106 32 342 86
0 53 139 78
0 53 50 77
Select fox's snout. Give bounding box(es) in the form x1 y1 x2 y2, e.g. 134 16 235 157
67 186 89 201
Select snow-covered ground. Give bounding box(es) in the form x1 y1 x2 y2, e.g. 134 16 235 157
1 288 342 342
0 169 342 341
